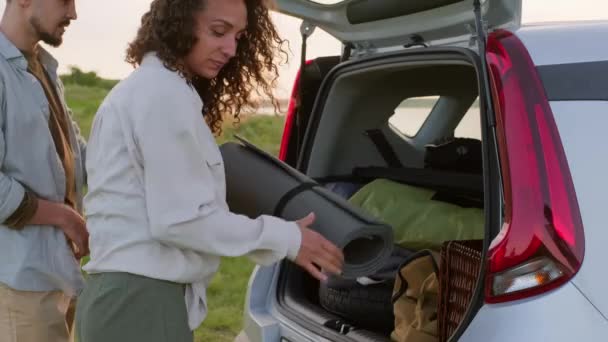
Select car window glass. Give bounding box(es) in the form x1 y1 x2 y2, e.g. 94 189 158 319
455 97 481 140
388 96 440 137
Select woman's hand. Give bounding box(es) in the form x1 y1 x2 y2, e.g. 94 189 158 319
294 213 344 282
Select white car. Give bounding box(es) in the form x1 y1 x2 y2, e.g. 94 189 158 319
237 0 608 341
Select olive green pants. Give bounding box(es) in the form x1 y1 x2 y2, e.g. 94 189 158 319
75 272 192 342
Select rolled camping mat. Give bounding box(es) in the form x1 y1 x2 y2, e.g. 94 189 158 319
219 137 394 279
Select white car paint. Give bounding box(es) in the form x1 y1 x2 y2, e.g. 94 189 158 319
242 264 330 342
274 0 520 50
460 281 608 341
458 99 608 341
517 22 608 320
549 100 608 321
518 21 608 66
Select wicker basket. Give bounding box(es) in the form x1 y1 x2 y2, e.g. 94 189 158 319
438 240 483 342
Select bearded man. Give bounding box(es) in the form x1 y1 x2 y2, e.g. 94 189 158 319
0 1 89 341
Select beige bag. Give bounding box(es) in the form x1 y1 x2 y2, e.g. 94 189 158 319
391 250 440 342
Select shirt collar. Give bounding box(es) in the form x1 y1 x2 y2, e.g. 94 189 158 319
141 52 203 109
141 52 164 68
0 32 59 75
0 31 26 69
37 46 59 79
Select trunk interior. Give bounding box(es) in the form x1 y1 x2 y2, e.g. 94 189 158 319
275 48 500 341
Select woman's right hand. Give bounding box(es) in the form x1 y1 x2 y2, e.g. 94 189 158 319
294 213 344 282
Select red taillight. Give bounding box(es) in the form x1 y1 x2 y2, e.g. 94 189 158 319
278 71 301 161
279 60 313 161
485 30 585 303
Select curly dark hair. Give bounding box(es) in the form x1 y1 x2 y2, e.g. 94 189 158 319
126 0 288 134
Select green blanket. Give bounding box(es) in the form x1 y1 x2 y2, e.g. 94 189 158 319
349 179 484 250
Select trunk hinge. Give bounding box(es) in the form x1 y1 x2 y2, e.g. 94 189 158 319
296 21 316 153
472 0 496 128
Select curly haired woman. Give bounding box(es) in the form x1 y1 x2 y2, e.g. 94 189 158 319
74 1 344 341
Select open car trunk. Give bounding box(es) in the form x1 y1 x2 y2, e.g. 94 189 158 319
273 47 502 341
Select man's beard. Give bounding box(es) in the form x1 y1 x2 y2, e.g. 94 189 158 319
30 16 68 47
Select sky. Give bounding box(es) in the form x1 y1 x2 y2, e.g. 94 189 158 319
1 0 607 97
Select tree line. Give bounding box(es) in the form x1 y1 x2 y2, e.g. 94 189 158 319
60 66 119 90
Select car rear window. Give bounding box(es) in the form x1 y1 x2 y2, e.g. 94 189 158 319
455 97 481 140
388 96 439 137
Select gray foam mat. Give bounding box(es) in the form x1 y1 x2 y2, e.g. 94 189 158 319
220 138 394 278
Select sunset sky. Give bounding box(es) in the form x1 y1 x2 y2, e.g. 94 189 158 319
1 0 606 97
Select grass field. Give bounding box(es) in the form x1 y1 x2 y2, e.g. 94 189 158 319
65 83 285 341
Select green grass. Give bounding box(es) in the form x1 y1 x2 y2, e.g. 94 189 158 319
195 258 256 342
64 84 108 139
66 84 284 341
218 115 286 157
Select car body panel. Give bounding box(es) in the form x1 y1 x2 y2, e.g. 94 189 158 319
243 265 332 342
549 100 608 322
517 21 608 66
274 0 521 49
461 100 608 341
460 281 608 341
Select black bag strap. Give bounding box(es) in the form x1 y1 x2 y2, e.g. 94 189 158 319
365 129 404 168
391 249 439 304
273 182 318 217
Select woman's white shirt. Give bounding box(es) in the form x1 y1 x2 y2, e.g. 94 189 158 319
83 53 301 329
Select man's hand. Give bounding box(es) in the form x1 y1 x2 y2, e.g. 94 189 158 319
294 213 344 282
57 205 89 259
32 199 89 259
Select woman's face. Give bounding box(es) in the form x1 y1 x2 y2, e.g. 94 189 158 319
184 0 248 79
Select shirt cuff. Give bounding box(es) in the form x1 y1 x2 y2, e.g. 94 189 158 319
285 222 302 261
260 215 302 262
4 191 38 230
